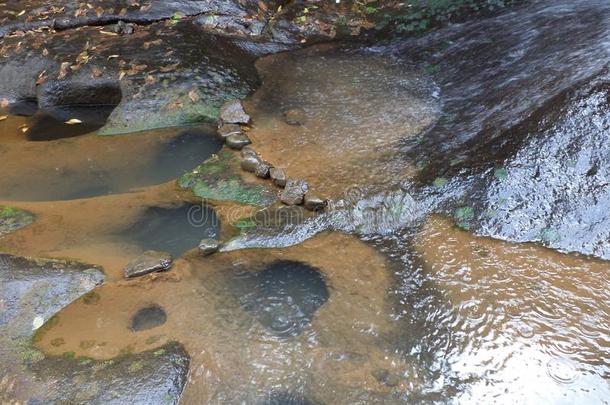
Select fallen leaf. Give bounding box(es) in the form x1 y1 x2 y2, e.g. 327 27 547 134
58 62 70 79
100 30 118 36
107 54 119 59
35 70 47 85
65 118 83 125
17 10 26 17
42 48 49 56
91 66 103 77
20 126 29 133
0 116 7 121
160 62 179 73
119 71 126 80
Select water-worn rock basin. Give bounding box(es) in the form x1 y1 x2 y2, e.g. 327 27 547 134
1 0 610 403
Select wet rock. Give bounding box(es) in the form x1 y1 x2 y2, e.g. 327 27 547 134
219 99 251 124
130 305 167 331
270 168 287 187
217 123 242 138
0 205 34 236
113 20 135 35
0 254 104 401
240 145 258 158
304 194 327 212
30 342 190 404
124 251 172 278
445 72 610 260
0 254 104 342
0 22 260 135
241 154 262 172
280 179 309 205
198 238 221 256
282 108 306 126
255 161 272 179
179 150 276 206
225 133 252 149
372 368 400 387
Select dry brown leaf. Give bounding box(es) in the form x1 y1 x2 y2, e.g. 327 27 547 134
188 89 200 103
58 62 70 79
119 71 126 80
100 31 118 36
166 101 183 110
35 70 47 85
160 62 179 73
65 118 82 125
144 75 156 85
91 66 103 77
0 115 7 121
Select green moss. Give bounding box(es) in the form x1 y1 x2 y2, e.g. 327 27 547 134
178 151 276 207
454 205 475 230
0 205 34 236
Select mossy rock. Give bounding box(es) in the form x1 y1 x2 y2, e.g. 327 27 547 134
178 150 276 207
0 206 34 236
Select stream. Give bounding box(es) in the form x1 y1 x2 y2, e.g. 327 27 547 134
1 0 609 404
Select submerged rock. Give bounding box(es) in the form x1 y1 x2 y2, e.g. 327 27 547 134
280 180 309 206
219 99 251 124
0 205 34 236
130 305 167 331
179 150 277 207
124 251 172 278
282 108 306 126
254 161 272 179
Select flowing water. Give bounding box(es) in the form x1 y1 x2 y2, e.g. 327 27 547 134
1 0 610 403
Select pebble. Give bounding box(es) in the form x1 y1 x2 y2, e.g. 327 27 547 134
198 238 220 256
241 155 261 172
304 193 327 211
280 179 308 205
219 99 250 124
226 133 251 150
217 123 242 138
255 162 271 178
270 168 287 187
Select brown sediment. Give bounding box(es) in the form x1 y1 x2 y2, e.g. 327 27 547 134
34 231 413 402
242 43 441 199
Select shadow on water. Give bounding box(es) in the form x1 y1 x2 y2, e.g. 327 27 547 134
120 203 220 257
229 260 329 338
25 107 117 141
0 125 223 201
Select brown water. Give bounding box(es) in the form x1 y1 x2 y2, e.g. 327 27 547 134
2 1 610 403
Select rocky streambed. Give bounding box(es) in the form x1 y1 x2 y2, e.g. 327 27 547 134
1 0 610 404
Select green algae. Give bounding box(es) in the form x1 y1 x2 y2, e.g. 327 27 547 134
0 205 34 236
178 150 276 207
